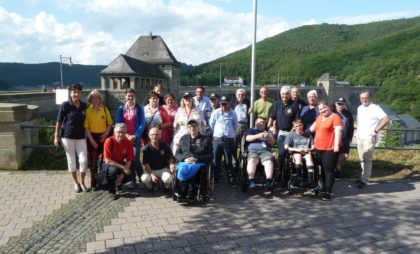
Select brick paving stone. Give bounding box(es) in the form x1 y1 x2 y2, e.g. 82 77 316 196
1 171 420 254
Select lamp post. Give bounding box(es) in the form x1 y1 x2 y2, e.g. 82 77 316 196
60 55 73 88
249 0 257 128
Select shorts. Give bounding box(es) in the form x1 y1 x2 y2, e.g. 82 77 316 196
248 150 273 163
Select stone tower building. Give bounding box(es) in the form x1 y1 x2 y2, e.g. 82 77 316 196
100 34 180 93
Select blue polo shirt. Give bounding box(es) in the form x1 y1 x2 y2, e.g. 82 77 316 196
209 108 238 138
269 100 299 131
300 106 319 130
245 128 274 151
57 100 87 139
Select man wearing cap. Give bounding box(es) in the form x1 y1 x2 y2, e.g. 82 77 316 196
175 119 213 198
194 86 212 122
355 90 389 188
233 88 251 170
300 90 319 130
209 96 238 183
332 97 354 178
268 86 299 183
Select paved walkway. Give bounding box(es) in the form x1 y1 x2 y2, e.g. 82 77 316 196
0 171 419 253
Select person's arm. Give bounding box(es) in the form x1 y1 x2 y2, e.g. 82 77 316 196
194 137 213 163
333 126 343 152
143 163 159 182
266 131 276 146
54 121 62 147
175 136 191 162
208 110 216 130
168 158 177 174
85 128 98 149
245 130 265 142
232 110 238 132
104 157 131 175
135 105 146 140
100 107 114 142
374 116 390 135
347 111 355 140
309 121 316 133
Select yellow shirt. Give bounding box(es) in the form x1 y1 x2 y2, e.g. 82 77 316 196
84 105 113 133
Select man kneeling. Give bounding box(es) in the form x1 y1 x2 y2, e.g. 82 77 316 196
245 117 276 190
102 123 133 200
141 127 176 190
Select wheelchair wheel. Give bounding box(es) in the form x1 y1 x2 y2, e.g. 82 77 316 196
277 155 290 188
206 162 215 197
287 179 294 195
238 153 248 193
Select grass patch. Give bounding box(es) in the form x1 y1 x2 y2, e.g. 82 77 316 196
21 148 67 171
340 149 420 181
21 118 67 171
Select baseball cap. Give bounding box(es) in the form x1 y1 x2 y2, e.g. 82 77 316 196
209 93 219 99
182 92 193 98
220 96 230 104
187 119 198 125
335 97 346 104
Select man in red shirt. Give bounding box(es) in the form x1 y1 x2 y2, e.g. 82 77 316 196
102 123 134 200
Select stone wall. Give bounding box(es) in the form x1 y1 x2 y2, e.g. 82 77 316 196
0 103 39 170
0 90 107 120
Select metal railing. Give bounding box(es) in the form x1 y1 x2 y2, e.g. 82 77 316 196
351 128 420 150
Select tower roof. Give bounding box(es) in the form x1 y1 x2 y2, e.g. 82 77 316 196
100 54 167 79
126 34 179 66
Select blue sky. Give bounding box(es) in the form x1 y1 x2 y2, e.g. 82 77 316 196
0 0 419 65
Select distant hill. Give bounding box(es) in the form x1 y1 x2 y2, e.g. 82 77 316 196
181 16 420 119
0 62 106 90
0 61 194 91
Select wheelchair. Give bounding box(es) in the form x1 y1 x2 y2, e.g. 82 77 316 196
283 151 322 196
172 162 214 204
237 145 278 194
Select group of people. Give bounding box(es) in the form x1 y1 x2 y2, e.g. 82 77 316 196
54 82 389 201
246 85 389 200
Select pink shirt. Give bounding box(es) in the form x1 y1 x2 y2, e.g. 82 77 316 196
162 105 179 122
124 107 137 135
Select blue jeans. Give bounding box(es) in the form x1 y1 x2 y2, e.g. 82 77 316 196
212 138 235 180
131 138 143 183
101 164 121 194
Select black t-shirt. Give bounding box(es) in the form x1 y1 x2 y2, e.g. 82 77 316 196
270 100 299 131
57 100 87 139
142 142 175 170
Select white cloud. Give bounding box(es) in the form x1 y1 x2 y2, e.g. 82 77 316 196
0 2 418 66
0 1 292 65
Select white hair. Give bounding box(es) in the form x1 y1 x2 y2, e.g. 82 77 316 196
280 86 291 94
236 88 246 94
114 123 126 131
307 90 318 98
